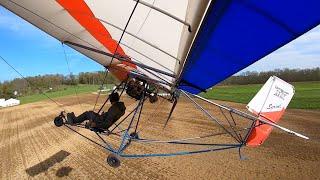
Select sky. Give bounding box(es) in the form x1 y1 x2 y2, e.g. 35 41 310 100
0 6 320 82
0 7 103 82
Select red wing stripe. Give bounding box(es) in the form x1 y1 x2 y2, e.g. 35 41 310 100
56 0 136 68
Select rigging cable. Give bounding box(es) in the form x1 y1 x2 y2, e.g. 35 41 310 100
136 96 165 134
93 0 141 111
61 43 83 111
125 0 176 84
0 55 67 112
7 0 174 98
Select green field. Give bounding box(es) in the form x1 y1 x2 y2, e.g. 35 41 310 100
17 82 320 109
18 84 101 104
201 81 320 109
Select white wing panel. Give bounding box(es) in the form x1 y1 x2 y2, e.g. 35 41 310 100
85 0 189 75
0 0 210 85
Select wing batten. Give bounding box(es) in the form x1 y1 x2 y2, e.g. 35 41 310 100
1 0 196 85
134 0 192 31
98 18 181 63
1 0 115 68
3 0 314 92
57 0 137 72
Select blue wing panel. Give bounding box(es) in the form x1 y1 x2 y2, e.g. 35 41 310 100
179 0 320 94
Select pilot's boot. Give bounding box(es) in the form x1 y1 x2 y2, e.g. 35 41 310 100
66 112 76 124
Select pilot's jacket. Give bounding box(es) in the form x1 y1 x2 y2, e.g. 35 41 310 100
73 102 126 129
99 102 126 129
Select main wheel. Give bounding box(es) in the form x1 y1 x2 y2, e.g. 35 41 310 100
149 93 158 103
54 116 64 127
106 154 121 168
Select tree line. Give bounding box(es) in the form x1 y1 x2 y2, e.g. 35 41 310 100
0 71 117 99
1 68 319 99
220 68 320 85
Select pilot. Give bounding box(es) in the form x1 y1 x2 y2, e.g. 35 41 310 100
66 92 126 130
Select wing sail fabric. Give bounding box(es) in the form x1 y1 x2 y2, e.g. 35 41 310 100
179 0 320 94
57 0 137 81
0 0 209 85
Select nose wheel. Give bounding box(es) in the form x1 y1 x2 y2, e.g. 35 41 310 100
54 116 64 127
54 111 65 127
106 154 121 168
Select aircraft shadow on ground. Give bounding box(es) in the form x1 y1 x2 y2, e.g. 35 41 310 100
55 166 73 177
25 150 71 177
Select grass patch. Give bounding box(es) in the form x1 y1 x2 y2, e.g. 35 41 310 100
17 82 320 109
201 81 320 109
18 84 101 104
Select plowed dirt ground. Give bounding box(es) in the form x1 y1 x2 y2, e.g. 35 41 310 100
0 93 319 179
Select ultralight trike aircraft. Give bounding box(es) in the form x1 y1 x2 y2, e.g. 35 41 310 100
0 0 317 168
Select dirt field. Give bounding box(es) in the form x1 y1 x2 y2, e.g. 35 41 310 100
0 93 319 179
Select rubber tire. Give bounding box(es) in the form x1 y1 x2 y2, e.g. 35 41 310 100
130 132 139 139
149 94 158 103
54 116 64 127
106 154 121 168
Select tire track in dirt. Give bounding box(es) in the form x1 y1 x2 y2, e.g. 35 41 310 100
0 94 319 179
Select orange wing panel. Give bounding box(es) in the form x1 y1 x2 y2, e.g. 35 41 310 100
57 0 136 80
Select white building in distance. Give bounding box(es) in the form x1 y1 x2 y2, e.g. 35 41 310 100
0 98 20 108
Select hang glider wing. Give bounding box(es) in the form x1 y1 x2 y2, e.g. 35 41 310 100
179 0 320 93
0 0 209 85
1 0 319 93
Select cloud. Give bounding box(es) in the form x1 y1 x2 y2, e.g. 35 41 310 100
242 25 320 72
